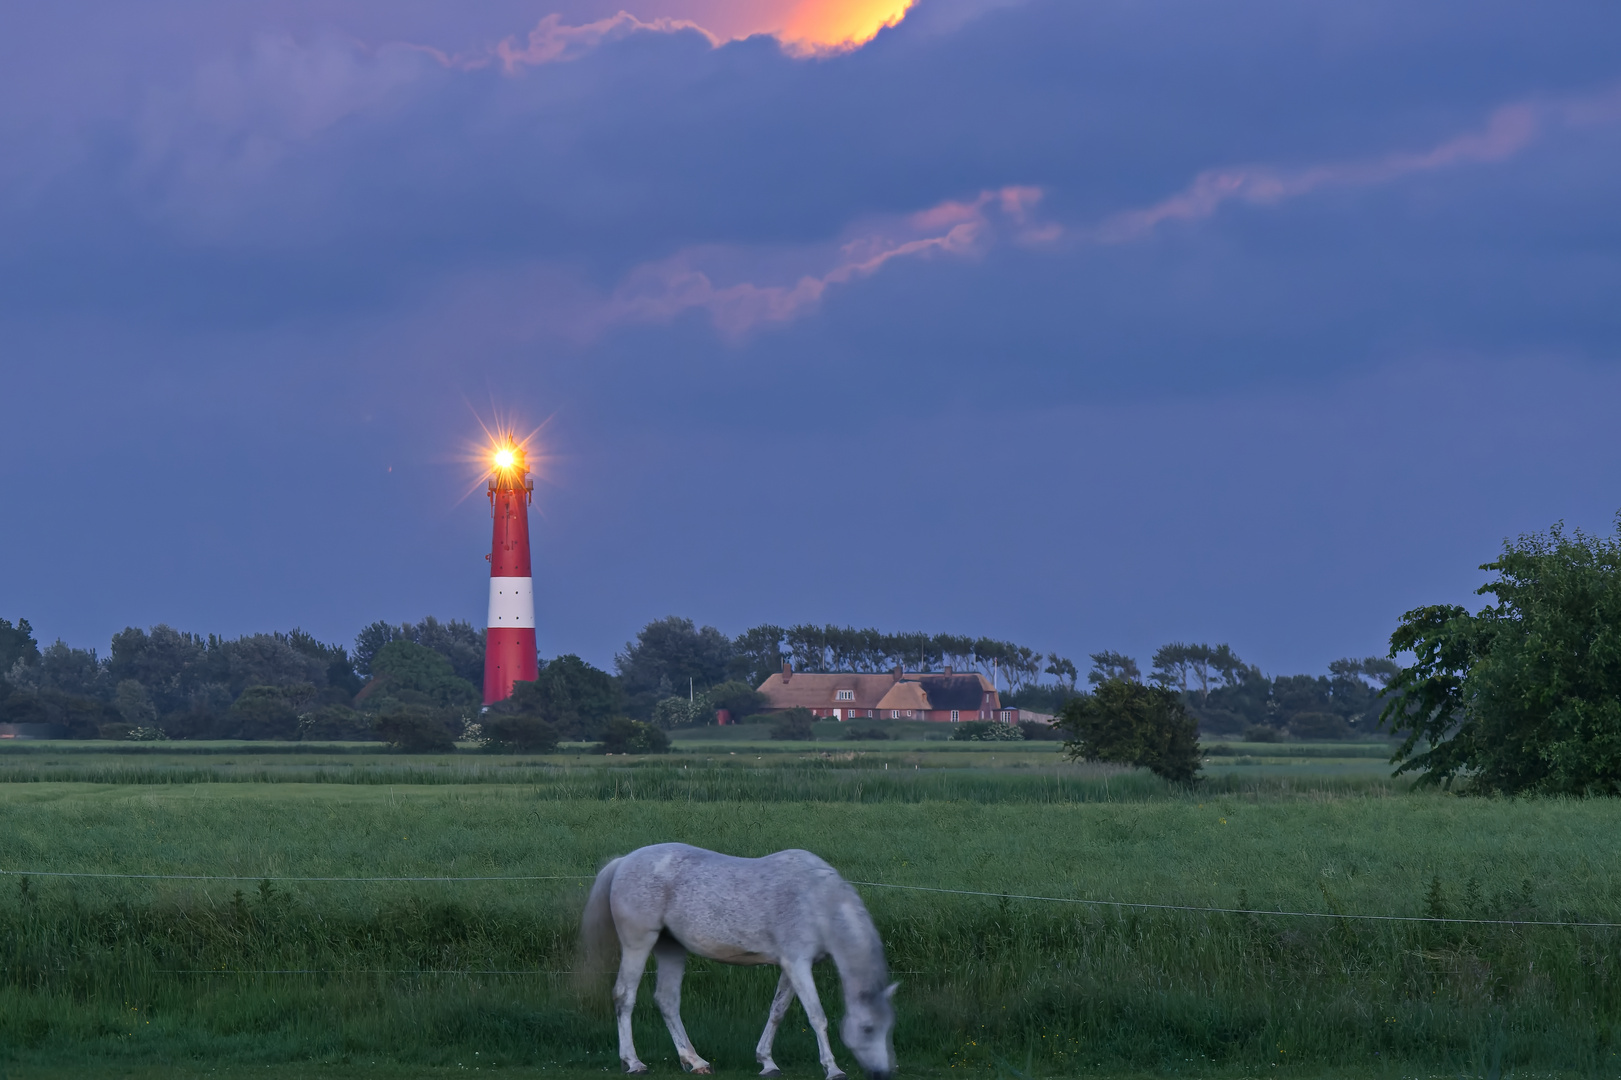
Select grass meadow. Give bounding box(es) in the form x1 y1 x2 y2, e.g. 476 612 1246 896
0 736 1617 1078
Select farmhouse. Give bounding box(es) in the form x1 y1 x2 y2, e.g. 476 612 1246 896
755 663 1014 723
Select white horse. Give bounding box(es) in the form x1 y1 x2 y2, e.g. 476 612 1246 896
581 843 897 1079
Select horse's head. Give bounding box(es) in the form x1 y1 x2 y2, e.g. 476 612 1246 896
841 981 898 1079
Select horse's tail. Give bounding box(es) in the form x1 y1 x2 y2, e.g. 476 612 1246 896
575 856 623 993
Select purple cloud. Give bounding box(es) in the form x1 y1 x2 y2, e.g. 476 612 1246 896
589 186 1058 338
1093 84 1621 242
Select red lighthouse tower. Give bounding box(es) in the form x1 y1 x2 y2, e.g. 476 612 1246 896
483 437 538 705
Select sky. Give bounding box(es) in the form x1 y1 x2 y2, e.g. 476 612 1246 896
3 0 1621 678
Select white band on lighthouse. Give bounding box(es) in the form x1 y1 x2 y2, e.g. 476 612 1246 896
487 577 535 629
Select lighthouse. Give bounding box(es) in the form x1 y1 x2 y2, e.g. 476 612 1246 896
483 437 538 705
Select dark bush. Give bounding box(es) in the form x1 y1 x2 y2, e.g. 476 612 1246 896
374 708 457 753
502 655 620 740
1244 724 1283 743
771 708 815 741
299 704 372 741
481 714 560 753
843 725 891 741
1059 680 1201 784
1 689 120 739
1289 712 1351 740
1018 721 1063 741
708 680 769 720
229 684 316 740
599 718 670 755
950 721 1024 742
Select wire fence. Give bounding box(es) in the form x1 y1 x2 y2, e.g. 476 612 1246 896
3 866 1617 930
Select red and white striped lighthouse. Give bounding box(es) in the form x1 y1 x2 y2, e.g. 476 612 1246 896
483 437 538 705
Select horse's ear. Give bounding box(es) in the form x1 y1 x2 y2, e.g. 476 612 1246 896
884 982 899 1000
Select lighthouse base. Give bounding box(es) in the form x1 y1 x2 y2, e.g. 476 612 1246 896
484 627 538 705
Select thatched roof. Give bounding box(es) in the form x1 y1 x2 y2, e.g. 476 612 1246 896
757 668 998 712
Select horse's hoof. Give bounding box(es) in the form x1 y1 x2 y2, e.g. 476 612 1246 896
623 1065 649 1075
828 1072 847 1080
691 1068 713 1075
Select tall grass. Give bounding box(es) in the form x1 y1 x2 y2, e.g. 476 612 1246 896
0 766 1618 1074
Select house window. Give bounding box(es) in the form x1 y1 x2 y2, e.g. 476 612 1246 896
905 710 913 718
835 690 854 701
890 710 898 719
950 710 960 722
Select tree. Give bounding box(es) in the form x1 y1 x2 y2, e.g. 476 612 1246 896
480 714 560 753
220 634 330 696
354 618 483 685
228 684 318 740
599 718 670 754
114 680 157 726
616 617 732 698
785 624 830 673
498 655 620 740
374 707 457 753
1058 679 1202 784
300 703 371 741
10 640 105 698
1087 650 1141 685
1151 642 1244 705
771 707 815 741
1380 518 1621 794
651 693 711 730
367 641 479 708
0 617 40 678
708 680 768 719
730 625 786 687
1045 654 1079 691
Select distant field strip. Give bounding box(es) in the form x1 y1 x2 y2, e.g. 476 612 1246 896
0 757 1399 799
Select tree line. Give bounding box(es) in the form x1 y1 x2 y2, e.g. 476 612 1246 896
0 609 1403 746
7 513 1618 786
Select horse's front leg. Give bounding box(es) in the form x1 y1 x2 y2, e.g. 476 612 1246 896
783 958 846 1080
755 969 796 1077
653 936 711 1074
615 929 660 1073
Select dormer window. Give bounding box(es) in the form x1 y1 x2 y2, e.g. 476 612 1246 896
835 690 854 701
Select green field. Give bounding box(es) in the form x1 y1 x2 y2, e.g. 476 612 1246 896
0 737 1616 1078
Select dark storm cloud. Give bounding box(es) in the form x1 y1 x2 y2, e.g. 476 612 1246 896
7 0 1620 331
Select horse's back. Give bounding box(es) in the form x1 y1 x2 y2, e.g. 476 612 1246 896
609 843 851 964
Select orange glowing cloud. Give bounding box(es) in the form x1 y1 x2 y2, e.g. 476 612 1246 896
777 0 916 55
418 0 919 71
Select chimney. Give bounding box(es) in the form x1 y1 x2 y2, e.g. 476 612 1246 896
944 665 953 677
782 660 792 684
893 665 903 682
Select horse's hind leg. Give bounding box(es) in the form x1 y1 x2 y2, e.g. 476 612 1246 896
783 958 845 1080
653 935 711 1074
615 929 659 1073
755 969 796 1077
